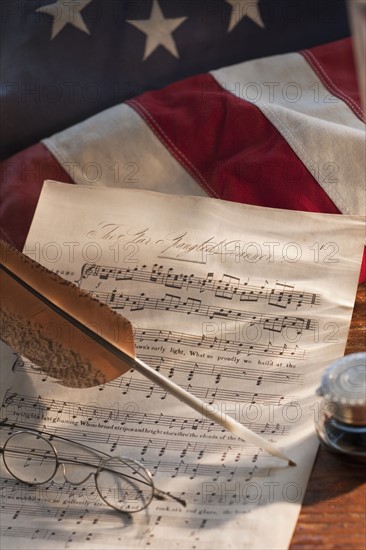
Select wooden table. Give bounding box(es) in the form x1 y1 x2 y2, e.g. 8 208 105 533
290 282 366 549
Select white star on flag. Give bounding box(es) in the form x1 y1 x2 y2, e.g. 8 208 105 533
36 0 93 40
127 0 187 60
225 0 265 32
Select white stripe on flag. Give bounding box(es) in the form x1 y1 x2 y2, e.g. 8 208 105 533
211 52 365 216
43 104 207 198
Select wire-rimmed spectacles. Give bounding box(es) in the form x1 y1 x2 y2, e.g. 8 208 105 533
0 419 186 513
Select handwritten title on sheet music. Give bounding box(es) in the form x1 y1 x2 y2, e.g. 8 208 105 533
23 228 340 265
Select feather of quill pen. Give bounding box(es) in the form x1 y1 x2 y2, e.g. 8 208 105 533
0 239 295 465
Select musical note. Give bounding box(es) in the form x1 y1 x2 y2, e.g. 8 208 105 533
245 465 258 482
109 441 118 453
214 373 221 384
215 274 240 300
131 293 146 312
165 269 185 289
268 282 298 309
140 439 152 456
158 443 167 457
240 287 260 303
161 293 181 310
186 297 202 314
150 264 163 283
4 391 17 406
199 272 214 293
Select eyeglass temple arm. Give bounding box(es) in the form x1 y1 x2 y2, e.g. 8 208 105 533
153 487 186 507
154 489 187 507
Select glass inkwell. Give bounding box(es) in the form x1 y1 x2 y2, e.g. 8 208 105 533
315 352 366 462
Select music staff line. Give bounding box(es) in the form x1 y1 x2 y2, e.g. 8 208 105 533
3 391 291 437
4 479 264 507
0 525 96 545
0 446 247 486
0 527 228 550
115 376 294 405
0 485 258 525
137 354 303 386
0 509 235 538
1 418 282 459
0 500 105 523
1 458 266 502
90 289 318 336
80 263 320 309
2 448 257 482
141 459 265 481
0 448 265 481
10 352 302 389
11 366 293 405
134 328 305 359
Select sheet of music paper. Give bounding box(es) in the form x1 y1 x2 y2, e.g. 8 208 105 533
0 181 364 549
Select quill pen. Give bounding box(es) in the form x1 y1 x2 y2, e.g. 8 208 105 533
0 239 295 465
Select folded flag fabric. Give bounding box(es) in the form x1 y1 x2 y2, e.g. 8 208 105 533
1 37 365 281
0 0 350 160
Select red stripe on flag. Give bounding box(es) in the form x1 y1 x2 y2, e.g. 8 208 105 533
301 38 364 121
129 67 365 282
128 75 341 214
0 143 74 250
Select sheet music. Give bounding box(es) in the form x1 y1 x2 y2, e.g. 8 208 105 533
1 181 364 549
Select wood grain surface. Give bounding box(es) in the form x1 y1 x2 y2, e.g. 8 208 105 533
290 282 366 549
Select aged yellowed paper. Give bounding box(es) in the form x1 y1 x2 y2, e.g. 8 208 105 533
0 181 364 549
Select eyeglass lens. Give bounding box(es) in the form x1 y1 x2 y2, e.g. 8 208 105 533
3 432 57 484
96 457 154 513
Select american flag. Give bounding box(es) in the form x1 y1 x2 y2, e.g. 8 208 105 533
1 0 350 158
1 0 365 280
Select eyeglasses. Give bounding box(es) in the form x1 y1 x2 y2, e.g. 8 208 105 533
0 419 186 513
